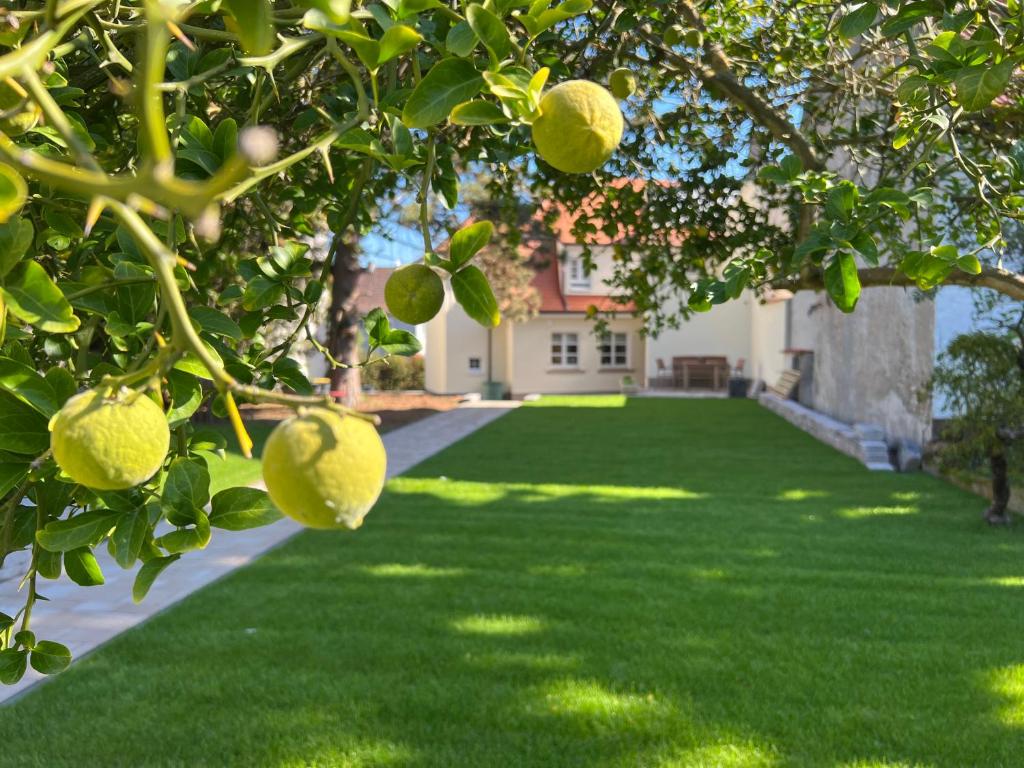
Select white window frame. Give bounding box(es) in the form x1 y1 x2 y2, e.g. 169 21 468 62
599 332 629 368
550 332 580 368
566 257 591 292
467 357 482 375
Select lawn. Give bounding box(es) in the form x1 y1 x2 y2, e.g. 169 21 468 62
2 397 1023 767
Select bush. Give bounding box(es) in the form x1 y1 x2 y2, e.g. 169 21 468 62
363 356 425 391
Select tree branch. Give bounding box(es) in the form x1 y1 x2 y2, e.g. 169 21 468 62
773 265 1024 302
641 1 822 171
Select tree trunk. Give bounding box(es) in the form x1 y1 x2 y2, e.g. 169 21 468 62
327 236 362 409
986 449 1012 525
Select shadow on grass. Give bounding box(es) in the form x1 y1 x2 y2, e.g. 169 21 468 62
1 399 1023 767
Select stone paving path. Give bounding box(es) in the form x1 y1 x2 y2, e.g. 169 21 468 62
0 401 519 704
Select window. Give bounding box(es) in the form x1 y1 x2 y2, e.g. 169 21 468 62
567 257 591 291
551 332 579 367
599 332 628 367
468 357 481 374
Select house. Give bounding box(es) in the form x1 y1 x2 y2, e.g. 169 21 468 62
424 207 792 401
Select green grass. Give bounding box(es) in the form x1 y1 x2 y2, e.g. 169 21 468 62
197 421 274 494
3 397 1024 767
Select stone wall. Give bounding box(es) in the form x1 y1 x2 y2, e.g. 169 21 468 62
788 287 934 445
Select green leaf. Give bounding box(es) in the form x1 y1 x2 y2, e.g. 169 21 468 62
449 220 493 269
0 649 27 684
838 2 877 38
37 510 122 553
0 461 28 498
379 328 422 355
242 275 284 311
155 510 211 554
132 554 181 603
823 252 861 313
162 457 211 525
166 369 203 425
378 25 422 64
849 231 879 266
112 261 156 324
189 305 243 340
954 60 1013 111
402 58 484 129
0 164 26 224
445 21 477 57
223 0 276 55
398 0 444 16
64 546 105 586
209 487 283 530
335 30 381 70
521 0 592 37
467 4 512 59
111 507 149 569
36 548 62 579
780 155 802 179
879 2 935 38
451 265 500 327
1 261 80 333
29 641 71 675
0 356 58 416
824 181 857 222
0 216 33 279
957 253 982 275
45 366 76 407
0 389 48 455
172 338 224 380
273 356 313 394
363 307 390 346
212 118 239 162
450 100 509 125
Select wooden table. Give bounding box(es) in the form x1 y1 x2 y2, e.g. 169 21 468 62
671 356 730 390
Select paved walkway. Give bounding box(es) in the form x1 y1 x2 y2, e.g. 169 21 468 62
0 401 519 704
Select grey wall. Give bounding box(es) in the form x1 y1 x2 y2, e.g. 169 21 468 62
788 287 935 445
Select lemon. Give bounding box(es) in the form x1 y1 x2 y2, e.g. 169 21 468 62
609 68 637 99
384 263 445 325
262 408 386 530
531 80 624 174
0 81 40 136
50 387 170 490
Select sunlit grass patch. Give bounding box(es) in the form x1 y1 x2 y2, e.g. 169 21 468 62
452 614 545 636
836 505 918 519
777 488 830 501
361 563 467 579
537 678 672 724
987 576 1024 587
987 665 1024 727
387 478 707 506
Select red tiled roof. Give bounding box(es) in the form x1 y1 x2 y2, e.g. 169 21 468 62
544 179 686 247
523 236 636 314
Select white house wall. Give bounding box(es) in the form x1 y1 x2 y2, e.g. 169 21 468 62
644 294 753 380
749 299 788 386
510 315 646 395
